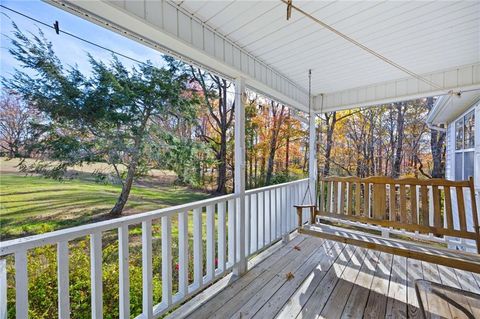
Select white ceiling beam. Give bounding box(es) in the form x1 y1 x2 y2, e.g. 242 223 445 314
47 0 310 111
314 63 480 113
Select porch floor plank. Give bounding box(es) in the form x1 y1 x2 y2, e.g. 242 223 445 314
170 234 479 319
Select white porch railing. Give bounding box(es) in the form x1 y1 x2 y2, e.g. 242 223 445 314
0 178 308 319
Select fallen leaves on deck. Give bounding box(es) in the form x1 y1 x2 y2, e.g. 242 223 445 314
293 245 301 251
285 272 295 281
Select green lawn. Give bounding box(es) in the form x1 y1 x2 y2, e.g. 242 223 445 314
0 173 209 240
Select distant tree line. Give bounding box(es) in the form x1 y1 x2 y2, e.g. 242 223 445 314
318 98 445 179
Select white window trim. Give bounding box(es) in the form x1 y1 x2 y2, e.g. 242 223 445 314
453 106 476 180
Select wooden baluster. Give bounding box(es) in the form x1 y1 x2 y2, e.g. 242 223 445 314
410 185 418 225
399 184 407 223
421 185 429 227
347 182 353 216
443 186 453 230
326 181 331 213
389 183 396 221
118 225 130 319
432 186 441 228
319 180 325 212
339 181 346 214
456 187 467 231
468 177 480 254
373 184 386 220
332 181 338 214
355 182 361 216
245 195 251 256
364 183 370 218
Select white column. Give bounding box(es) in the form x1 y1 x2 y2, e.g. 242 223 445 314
309 109 317 205
234 77 247 276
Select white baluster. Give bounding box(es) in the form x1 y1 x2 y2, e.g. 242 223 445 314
57 241 70 319
217 203 226 273
178 211 189 298
118 225 130 319
0 259 6 319
90 232 103 319
15 250 28 319
245 195 251 256
141 221 152 318
206 205 215 281
162 215 172 307
227 199 236 266
193 208 203 289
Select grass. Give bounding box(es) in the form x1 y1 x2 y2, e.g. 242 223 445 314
0 160 209 240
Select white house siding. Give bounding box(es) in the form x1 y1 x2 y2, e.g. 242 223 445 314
445 103 480 252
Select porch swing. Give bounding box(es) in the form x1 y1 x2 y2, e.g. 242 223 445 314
293 69 317 226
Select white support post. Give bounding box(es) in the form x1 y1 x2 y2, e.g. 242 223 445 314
308 108 317 208
234 77 247 276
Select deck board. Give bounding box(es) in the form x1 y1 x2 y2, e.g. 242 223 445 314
171 234 480 319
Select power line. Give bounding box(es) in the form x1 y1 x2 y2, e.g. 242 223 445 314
0 4 148 67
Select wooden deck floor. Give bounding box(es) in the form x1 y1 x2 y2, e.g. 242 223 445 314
174 234 480 319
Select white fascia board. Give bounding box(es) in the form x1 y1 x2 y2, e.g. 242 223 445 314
47 0 309 111
314 63 480 113
427 91 480 125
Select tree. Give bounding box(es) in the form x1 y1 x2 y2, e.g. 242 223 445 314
265 101 286 185
426 97 446 178
0 91 38 157
3 25 197 215
190 68 234 194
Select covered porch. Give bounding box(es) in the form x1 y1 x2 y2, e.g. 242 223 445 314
1 1 480 318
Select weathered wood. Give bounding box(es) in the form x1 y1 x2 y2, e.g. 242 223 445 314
385 255 407 318
339 181 346 214
410 185 417 225
332 181 338 214
347 182 353 216
432 185 442 228
363 252 394 318
406 258 423 319
421 261 453 318
355 182 361 216
456 186 467 231
300 225 480 273
319 248 368 318
399 184 407 223
372 184 386 220
276 243 346 318
289 245 358 318
421 185 429 227
444 186 453 230
389 184 396 221
341 250 381 319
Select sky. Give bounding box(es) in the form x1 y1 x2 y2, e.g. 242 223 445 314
0 0 168 81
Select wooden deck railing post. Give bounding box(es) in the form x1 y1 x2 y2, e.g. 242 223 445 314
233 77 247 276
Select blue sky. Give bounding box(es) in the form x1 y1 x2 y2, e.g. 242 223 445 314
1 0 167 80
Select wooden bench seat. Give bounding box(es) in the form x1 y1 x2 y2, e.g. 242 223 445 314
296 176 480 273
299 223 480 273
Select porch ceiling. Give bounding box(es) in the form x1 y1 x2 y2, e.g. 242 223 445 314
50 0 480 112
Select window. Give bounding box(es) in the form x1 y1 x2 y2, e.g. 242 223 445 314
454 110 475 180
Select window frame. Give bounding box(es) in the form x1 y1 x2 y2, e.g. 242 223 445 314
454 107 476 180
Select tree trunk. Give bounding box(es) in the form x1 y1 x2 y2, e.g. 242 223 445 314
323 112 337 176
216 130 227 194
265 103 285 185
426 97 446 178
110 159 137 216
392 102 406 178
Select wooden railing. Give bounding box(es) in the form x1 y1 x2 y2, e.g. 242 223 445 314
316 176 480 253
0 178 308 319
